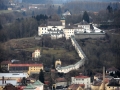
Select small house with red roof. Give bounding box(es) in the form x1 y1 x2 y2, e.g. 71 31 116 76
55 77 67 88
67 84 84 90
71 75 91 89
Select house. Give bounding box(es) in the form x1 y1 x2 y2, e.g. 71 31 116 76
55 77 67 88
106 79 120 90
23 84 36 90
0 60 11 70
32 80 44 90
94 73 103 80
55 59 62 68
8 64 43 75
3 83 17 90
23 80 44 90
106 67 120 75
38 18 65 39
32 49 41 61
62 10 71 16
0 73 28 80
71 74 91 89
0 73 28 89
67 84 84 90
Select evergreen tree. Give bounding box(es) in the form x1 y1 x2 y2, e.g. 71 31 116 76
57 6 62 15
39 69 44 83
52 55 55 69
82 11 90 23
107 5 113 13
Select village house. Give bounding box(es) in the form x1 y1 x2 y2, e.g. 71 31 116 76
8 63 43 75
32 49 41 61
23 80 44 90
62 10 71 17
0 60 11 70
106 67 120 75
67 84 84 90
71 74 91 89
0 73 28 90
55 77 67 88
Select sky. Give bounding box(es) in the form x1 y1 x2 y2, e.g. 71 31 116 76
16 0 119 3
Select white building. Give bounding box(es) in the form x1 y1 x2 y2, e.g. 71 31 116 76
38 18 104 39
38 19 65 39
62 10 71 16
71 75 91 89
32 49 41 59
0 73 28 79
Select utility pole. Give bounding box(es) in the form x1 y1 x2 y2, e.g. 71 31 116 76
103 66 105 90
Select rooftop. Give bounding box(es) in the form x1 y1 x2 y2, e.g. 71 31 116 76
9 64 43 67
106 66 119 72
75 75 90 78
47 21 62 26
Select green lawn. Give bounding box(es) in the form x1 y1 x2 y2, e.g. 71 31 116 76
0 10 13 14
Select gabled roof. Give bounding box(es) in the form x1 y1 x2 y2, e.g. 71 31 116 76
47 21 62 26
33 80 44 86
1 60 11 64
68 84 82 90
106 66 119 72
74 20 89 25
55 77 67 82
24 84 36 89
75 75 90 79
107 79 120 86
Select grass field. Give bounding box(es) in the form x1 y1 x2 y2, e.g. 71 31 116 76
0 10 13 14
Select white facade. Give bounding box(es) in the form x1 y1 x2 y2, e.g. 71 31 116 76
38 20 65 39
32 49 41 58
71 75 91 89
38 19 104 39
0 73 28 79
64 29 75 39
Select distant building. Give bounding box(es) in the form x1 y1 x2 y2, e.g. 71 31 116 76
71 74 91 89
1 60 11 70
8 64 43 75
23 80 44 90
32 49 41 61
55 77 67 88
55 59 62 68
38 18 65 39
67 84 84 90
62 10 71 16
106 67 120 75
0 73 28 89
38 18 105 39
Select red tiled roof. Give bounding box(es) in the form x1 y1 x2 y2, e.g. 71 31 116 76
9 64 43 67
79 84 85 88
106 66 119 71
56 77 66 82
1 60 11 64
75 75 89 78
68 84 79 90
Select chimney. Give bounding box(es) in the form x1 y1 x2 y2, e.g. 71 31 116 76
2 76 4 84
103 67 105 90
